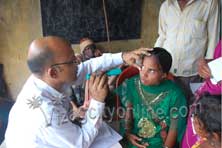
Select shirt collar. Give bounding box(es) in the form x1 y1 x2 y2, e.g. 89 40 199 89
32 75 66 100
167 0 208 5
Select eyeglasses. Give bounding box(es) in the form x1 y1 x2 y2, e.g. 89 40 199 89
51 59 79 67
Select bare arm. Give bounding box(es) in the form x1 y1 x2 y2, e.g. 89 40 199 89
164 128 177 148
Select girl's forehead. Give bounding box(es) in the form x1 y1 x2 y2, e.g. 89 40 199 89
143 55 159 65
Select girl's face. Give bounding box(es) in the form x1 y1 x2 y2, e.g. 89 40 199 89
139 56 166 86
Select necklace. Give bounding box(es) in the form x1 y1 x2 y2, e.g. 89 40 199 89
137 79 167 108
135 79 168 139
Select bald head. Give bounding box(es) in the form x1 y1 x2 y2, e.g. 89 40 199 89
27 36 72 76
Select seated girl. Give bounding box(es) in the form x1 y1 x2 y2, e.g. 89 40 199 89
116 47 187 148
191 94 221 148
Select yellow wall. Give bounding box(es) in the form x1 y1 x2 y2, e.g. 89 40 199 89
0 0 163 99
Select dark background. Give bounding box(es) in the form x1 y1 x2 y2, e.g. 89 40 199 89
40 0 142 44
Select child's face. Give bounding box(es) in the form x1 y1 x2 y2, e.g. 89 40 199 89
83 46 94 59
139 56 166 86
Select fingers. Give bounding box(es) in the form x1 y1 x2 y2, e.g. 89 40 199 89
122 48 153 70
78 106 87 118
70 101 78 113
134 48 153 56
89 72 106 86
135 142 149 148
202 63 211 74
131 52 141 61
201 66 211 78
122 51 140 68
132 140 148 148
126 53 138 65
127 134 149 148
88 72 108 102
99 74 108 89
132 63 142 71
198 58 211 79
89 73 96 87
131 53 143 70
94 49 102 57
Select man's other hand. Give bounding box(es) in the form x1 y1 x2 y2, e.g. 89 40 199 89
88 73 108 102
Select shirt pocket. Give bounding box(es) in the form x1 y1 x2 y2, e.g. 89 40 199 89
190 19 207 39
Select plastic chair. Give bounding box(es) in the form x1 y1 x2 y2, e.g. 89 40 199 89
115 66 139 121
116 66 139 87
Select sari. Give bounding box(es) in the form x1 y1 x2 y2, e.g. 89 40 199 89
116 76 187 148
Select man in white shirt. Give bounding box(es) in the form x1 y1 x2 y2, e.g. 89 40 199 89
155 0 219 104
5 36 149 148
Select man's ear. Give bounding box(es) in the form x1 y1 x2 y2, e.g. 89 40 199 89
48 67 58 78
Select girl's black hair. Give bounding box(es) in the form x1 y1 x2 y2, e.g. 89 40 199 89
193 94 221 135
147 47 172 73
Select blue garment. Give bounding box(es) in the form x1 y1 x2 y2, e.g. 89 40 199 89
0 100 13 143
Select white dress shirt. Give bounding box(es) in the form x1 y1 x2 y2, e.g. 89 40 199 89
155 0 219 76
5 53 123 148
